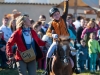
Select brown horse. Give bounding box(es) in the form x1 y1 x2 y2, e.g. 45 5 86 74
50 36 72 75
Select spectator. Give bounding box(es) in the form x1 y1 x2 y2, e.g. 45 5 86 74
88 32 100 72
0 16 12 42
81 20 96 46
33 21 43 70
97 32 100 71
73 16 82 31
9 19 17 68
0 31 8 68
77 39 88 72
39 15 48 35
66 14 76 36
69 39 77 73
30 19 35 28
6 16 47 75
33 21 42 38
9 19 16 32
76 19 85 43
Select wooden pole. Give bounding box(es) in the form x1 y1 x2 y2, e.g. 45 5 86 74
99 0 100 8
97 0 100 20
74 0 77 19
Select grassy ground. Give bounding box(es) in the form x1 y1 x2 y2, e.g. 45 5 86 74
0 68 100 75
0 68 18 75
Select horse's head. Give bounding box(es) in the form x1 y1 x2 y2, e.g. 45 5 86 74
56 36 70 65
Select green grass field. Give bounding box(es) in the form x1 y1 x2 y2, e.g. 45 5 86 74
0 68 100 75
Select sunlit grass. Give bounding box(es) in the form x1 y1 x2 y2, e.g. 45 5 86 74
0 68 100 75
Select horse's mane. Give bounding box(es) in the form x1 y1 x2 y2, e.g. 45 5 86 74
55 36 71 57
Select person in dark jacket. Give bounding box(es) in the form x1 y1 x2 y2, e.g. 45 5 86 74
76 19 85 43
77 39 88 72
0 31 8 68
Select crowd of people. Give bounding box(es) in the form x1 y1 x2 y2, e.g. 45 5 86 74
0 0 100 75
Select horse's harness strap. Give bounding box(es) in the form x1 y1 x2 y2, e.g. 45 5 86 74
60 56 70 62
59 56 69 59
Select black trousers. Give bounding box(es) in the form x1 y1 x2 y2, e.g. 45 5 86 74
70 54 76 72
46 58 53 75
0 50 8 67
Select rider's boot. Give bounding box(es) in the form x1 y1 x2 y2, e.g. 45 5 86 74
46 58 50 75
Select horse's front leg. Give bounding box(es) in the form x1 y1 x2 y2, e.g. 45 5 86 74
50 71 62 75
52 64 62 75
51 66 62 75
63 61 72 75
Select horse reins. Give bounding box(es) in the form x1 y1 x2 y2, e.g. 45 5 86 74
55 41 70 64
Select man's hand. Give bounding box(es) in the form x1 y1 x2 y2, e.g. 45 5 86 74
8 57 14 61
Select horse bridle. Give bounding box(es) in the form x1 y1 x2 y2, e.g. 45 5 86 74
56 41 70 65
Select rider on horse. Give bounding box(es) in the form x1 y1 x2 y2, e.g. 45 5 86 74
46 34 58 74
45 0 69 74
